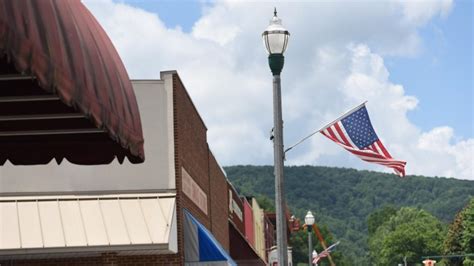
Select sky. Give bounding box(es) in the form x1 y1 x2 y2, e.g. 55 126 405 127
83 0 473 180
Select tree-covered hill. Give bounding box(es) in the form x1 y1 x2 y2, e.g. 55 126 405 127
224 165 474 265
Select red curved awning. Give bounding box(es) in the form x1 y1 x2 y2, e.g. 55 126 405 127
0 0 144 164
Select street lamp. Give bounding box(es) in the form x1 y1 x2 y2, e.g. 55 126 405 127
262 8 290 266
305 211 315 266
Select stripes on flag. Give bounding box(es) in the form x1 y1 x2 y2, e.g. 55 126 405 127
320 105 406 177
312 241 340 264
313 250 329 263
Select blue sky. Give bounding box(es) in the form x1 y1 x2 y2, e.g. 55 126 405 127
387 0 473 139
121 0 204 31
86 0 473 179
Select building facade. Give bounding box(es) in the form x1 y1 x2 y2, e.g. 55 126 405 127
251 198 267 262
243 197 256 248
0 72 237 265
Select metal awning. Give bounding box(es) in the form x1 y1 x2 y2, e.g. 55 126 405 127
0 193 177 258
0 0 144 165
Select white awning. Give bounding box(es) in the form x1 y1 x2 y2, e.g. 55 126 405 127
0 193 177 258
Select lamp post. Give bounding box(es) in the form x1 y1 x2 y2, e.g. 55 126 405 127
262 8 290 265
305 211 315 266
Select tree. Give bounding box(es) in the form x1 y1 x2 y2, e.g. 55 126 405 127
444 209 466 265
443 198 474 266
368 207 446 265
460 198 474 265
367 205 398 235
255 194 275 212
367 205 398 264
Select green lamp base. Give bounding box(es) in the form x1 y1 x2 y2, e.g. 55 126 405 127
268 53 285 76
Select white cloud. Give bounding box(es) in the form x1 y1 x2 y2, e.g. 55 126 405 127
192 4 242 45
398 0 453 25
416 127 473 178
83 0 473 180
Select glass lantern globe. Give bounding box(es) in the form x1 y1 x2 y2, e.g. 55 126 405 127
262 9 290 55
305 211 315 226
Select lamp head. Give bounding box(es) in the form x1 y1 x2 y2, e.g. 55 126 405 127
305 210 315 226
262 8 290 55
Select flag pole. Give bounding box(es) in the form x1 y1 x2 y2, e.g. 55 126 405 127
284 101 368 154
284 130 319 153
317 100 368 133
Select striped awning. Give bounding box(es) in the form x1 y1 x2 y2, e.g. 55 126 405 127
0 193 177 258
0 0 144 165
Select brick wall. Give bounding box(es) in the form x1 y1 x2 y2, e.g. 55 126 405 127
209 152 230 251
173 73 229 251
173 73 211 229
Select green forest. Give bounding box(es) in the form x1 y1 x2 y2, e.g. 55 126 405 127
224 165 474 265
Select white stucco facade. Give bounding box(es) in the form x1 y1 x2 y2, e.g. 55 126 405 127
0 73 176 194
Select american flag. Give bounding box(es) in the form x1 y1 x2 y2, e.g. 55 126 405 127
312 251 328 264
320 104 406 176
312 241 340 264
